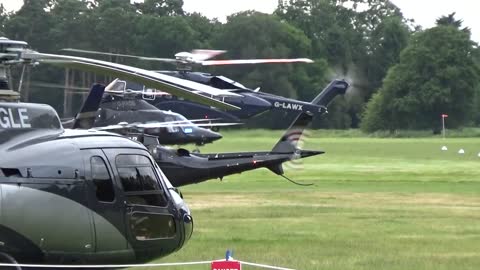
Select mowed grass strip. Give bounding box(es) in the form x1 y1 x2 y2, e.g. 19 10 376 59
145 132 480 270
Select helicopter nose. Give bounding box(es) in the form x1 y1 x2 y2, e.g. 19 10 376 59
203 128 223 142
183 214 193 242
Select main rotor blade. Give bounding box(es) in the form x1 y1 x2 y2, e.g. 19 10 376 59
25 52 241 110
104 89 172 96
94 124 127 131
191 49 226 61
54 52 240 97
188 122 243 127
0 53 20 58
137 118 224 126
184 118 222 123
30 81 91 91
96 121 242 130
132 122 242 129
62 48 177 63
201 58 314 66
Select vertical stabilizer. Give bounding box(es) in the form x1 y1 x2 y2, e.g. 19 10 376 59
311 79 349 107
268 80 348 175
72 84 105 129
271 112 313 153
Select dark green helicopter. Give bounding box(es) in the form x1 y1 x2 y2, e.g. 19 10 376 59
0 37 244 268
0 101 193 266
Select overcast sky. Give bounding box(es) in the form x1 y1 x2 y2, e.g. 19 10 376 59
1 0 479 42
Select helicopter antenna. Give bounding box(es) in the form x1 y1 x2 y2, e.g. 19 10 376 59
279 174 313 187
17 64 26 92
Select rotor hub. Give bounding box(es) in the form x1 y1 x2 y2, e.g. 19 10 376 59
0 37 31 101
174 52 195 71
0 89 20 101
0 37 28 63
174 52 195 63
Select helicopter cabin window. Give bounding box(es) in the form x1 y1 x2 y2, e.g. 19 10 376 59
91 156 115 202
130 212 176 240
116 154 167 207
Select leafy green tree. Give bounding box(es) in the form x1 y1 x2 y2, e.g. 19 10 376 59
436 12 468 31
361 20 479 132
276 0 410 128
276 0 360 67
363 16 410 97
4 0 54 51
471 46 480 125
0 4 7 36
184 12 221 49
135 0 184 16
48 0 91 50
91 0 138 53
135 15 201 59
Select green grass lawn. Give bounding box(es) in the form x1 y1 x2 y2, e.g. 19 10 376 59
149 130 480 270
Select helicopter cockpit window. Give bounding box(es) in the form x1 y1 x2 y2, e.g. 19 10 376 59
91 156 115 202
116 154 167 207
110 80 127 92
125 81 144 91
174 114 193 133
164 116 179 133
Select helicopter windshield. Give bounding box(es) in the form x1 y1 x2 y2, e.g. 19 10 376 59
108 80 144 92
0 103 62 130
164 115 179 133
126 81 144 91
169 112 194 134
153 161 189 213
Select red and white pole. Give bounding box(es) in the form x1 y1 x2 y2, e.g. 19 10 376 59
441 114 448 139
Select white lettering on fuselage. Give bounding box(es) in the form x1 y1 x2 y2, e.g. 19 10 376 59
274 101 303 111
0 107 31 128
114 100 136 108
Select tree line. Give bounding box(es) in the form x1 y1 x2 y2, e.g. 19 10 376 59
1 0 478 132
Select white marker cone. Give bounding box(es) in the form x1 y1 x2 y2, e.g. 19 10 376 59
458 149 465 154
441 146 448 151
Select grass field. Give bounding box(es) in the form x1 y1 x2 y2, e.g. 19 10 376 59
150 130 480 270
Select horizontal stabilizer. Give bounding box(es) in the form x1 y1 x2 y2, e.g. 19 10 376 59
267 164 284 175
266 149 324 175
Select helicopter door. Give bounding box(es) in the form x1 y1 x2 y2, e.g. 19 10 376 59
83 149 129 256
102 149 178 257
